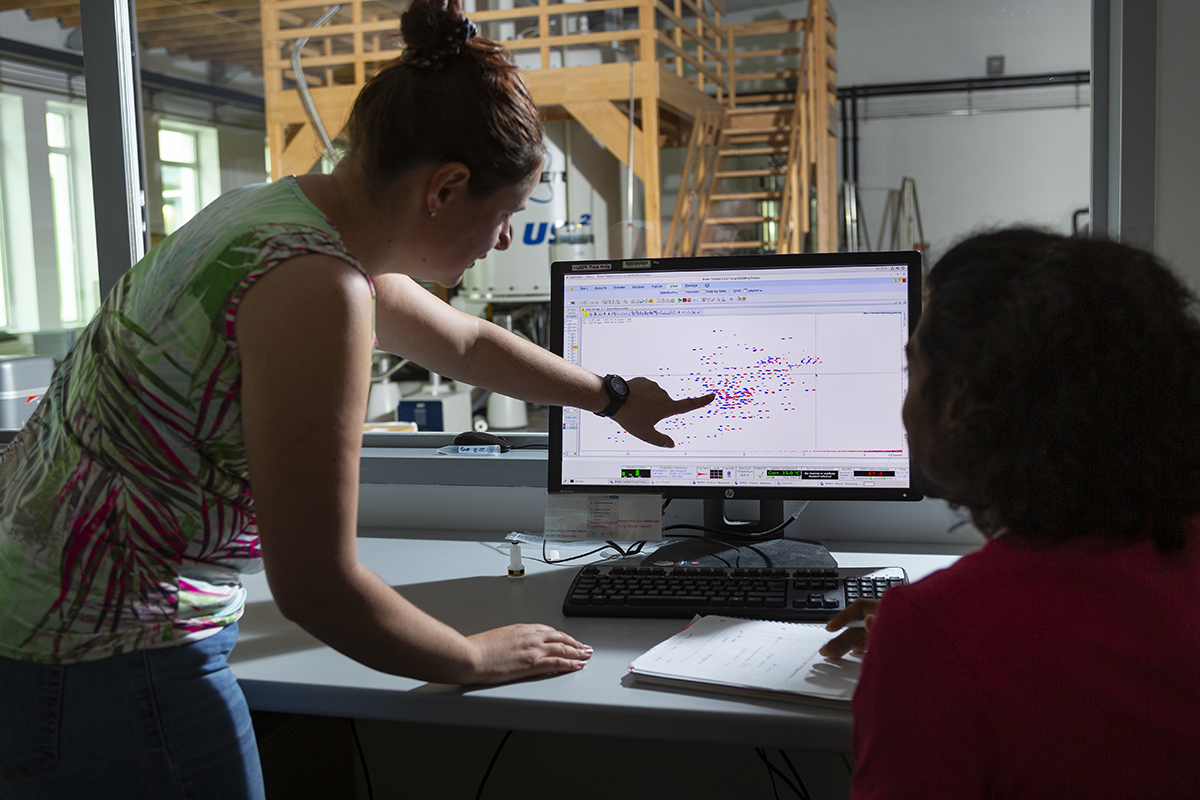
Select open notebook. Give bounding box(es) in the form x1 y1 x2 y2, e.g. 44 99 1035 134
629 615 861 707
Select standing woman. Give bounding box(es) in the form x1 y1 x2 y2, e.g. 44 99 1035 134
823 228 1200 798
0 1 712 797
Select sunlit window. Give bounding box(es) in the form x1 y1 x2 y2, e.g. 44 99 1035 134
0 91 39 335
46 110 81 324
159 126 201 236
0 187 8 329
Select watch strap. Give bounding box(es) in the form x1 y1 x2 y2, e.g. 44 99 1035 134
595 374 629 417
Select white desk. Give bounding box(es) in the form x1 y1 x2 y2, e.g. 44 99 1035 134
230 537 959 754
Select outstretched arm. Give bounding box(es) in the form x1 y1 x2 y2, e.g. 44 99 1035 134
373 273 714 446
237 256 591 683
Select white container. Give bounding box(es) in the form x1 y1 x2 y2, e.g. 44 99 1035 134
0 355 54 429
486 392 528 430
549 222 596 263
397 377 474 434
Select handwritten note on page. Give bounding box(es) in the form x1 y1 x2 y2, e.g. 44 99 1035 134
629 615 861 704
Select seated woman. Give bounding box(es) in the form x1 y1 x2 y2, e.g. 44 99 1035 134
824 228 1200 798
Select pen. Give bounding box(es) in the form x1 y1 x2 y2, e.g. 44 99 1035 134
843 619 868 629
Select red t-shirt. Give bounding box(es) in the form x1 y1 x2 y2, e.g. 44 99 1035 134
852 526 1200 799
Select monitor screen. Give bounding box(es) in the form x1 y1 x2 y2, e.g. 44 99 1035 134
548 251 924 503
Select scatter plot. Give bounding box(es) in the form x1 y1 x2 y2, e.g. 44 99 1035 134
576 311 906 457
579 314 823 453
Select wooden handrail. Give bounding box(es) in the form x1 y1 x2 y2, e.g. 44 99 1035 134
267 0 826 112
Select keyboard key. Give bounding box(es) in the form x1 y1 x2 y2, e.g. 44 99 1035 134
630 595 709 607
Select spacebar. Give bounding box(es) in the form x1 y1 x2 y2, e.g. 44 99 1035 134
628 595 709 607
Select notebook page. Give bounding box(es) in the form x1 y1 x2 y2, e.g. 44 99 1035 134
629 615 862 701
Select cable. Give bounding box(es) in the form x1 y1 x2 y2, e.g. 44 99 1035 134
475 730 514 800
779 750 812 800
655 501 829 568
530 536 648 565
662 501 810 541
539 537 621 565
606 540 646 557
754 748 809 799
349 719 373 800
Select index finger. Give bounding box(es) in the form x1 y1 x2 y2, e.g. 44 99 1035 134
819 628 867 660
671 393 716 415
825 598 879 631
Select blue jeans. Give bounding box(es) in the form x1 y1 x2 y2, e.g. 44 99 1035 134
0 622 264 799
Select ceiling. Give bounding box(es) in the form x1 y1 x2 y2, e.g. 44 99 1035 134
5 0 310 77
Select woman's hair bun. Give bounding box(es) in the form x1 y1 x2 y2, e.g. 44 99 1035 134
400 0 478 70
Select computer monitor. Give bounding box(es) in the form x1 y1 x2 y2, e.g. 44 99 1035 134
548 251 923 566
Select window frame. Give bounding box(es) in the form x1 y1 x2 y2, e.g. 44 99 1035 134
0 91 40 334
43 99 99 329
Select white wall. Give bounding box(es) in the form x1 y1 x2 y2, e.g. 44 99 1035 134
707 0 1092 262
856 107 1091 262
833 0 1090 85
838 0 1091 260
724 0 1089 82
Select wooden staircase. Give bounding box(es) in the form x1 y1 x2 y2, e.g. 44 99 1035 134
706 104 793 254
666 105 793 257
666 0 838 256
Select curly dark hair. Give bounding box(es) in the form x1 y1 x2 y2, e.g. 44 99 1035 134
344 0 544 198
916 227 1200 549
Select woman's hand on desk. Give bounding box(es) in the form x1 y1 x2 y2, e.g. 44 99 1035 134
465 624 593 684
820 599 880 659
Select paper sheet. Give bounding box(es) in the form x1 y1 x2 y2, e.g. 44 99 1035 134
543 493 662 541
629 615 861 702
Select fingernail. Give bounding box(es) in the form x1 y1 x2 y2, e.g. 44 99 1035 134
582 645 594 655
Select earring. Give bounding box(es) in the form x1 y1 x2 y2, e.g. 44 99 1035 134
429 209 437 218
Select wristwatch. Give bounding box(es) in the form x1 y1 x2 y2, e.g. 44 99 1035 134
595 374 630 417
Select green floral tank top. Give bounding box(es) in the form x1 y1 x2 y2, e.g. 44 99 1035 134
0 177 372 663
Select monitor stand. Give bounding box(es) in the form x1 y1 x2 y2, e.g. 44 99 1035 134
643 499 837 569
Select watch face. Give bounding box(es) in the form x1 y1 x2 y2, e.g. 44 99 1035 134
611 375 629 397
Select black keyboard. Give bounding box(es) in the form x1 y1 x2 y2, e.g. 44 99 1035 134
562 564 908 621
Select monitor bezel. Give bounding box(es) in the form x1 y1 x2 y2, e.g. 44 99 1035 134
547 250 925 503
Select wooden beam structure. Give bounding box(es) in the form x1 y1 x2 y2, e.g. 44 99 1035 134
255 0 833 257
